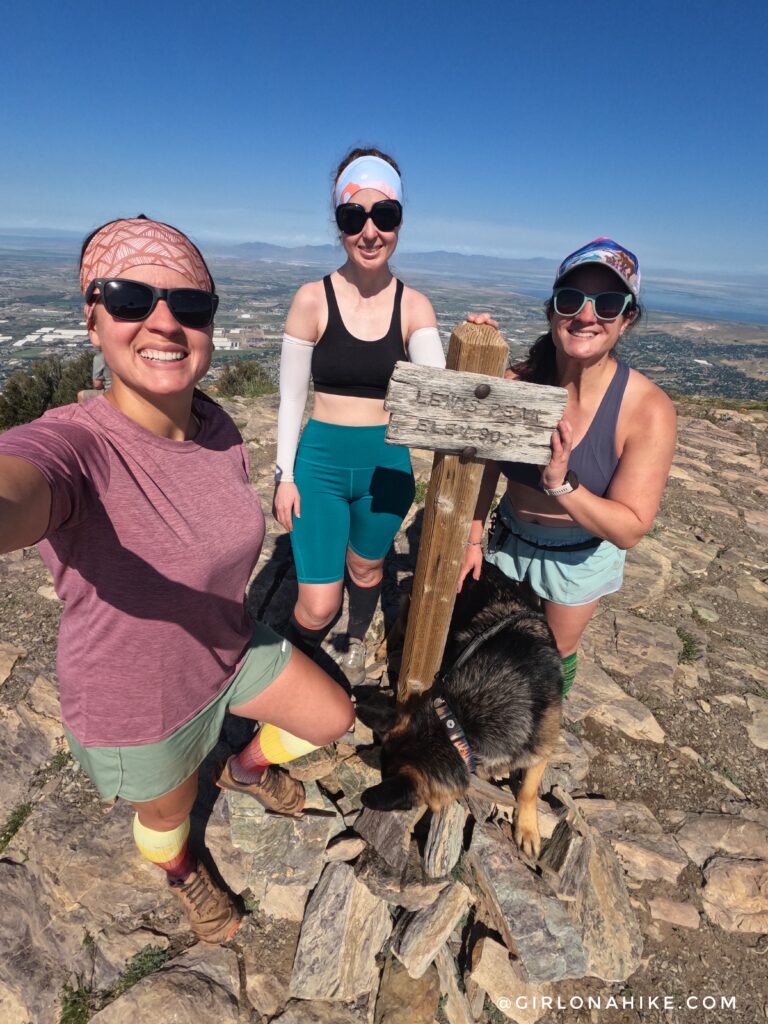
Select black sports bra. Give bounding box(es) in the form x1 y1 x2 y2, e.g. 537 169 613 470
311 275 406 399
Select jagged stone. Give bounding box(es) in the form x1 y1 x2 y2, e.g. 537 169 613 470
464 791 494 824
434 945 475 1024
423 801 467 878
702 857 768 932
675 812 768 865
648 898 701 929
560 660 628 723
745 695 768 750
574 798 663 835
262 883 308 921
354 805 426 873
375 957 440 1024
326 834 367 862
586 697 665 745
468 824 586 983
394 881 472 978
288 745 338 781
355 842 448 910
290 861 392 1000
469 936 552 1023
240 914 300 1019
565 827 644 982
90 945 241 1022
273 1001 368 1024
0 641 25 686
228 783 343 899
596 612 680 702
334 753 383 814
540 729 591 793
610 834 688 883
538 819 590 901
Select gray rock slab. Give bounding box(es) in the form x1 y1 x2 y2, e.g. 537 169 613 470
469 936 552 1023
574 798 663 836
424 801 467 878
434 945 475 1024
354 805 426 872
90 945 240 1023
468 824 586 983
375 957 440 1024
745 694 768 750
702 856 768 933
675 812 768 865
229 784 343 898
274 1001 368 1024
610 834 688 883
394 881 472 978
541 729 591 793
355 843 448 910
290 861 392 1001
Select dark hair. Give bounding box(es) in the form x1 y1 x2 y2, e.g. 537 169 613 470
79 213 216 293
511 291 643 385
333 146 401 184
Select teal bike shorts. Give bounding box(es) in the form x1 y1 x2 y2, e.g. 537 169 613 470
291 419 415 583
485 495 626 607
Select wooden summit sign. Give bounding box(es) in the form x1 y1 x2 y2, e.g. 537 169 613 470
386 362 566 464
384 322 566 701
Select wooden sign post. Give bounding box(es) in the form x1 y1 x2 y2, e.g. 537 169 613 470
384 322 566 702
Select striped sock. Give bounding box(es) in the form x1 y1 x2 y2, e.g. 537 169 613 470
229 724 319 784
561 653 577 697
133 814 196 881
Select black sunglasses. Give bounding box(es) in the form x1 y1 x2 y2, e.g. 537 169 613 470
335 199 403 236
85 278 219 329
552 287 633 322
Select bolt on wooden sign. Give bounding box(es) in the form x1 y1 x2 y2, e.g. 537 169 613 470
384 361 567 464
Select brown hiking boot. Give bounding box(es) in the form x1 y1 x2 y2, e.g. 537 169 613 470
215 756 305 816
169 861 241 944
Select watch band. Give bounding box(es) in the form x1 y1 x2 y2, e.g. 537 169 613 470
543 470 579 497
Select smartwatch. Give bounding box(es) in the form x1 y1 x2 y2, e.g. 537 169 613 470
543 470 580 497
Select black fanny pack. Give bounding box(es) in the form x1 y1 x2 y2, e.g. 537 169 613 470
489 510 602 554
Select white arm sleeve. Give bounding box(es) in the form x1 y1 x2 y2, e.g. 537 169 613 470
407 326 446 368
275 333 314 483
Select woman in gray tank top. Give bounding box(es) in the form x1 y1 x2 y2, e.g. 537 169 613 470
459 239 677 695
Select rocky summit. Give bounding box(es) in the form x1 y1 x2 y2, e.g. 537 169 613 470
0 394 767 1024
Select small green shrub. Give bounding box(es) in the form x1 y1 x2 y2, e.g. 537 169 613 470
0 352 94 430
647 522 663 539
414 480 429 504
0 801 32 852
112 945 172 997
676 627 699 664
59 977 93 1024
216 360 276 398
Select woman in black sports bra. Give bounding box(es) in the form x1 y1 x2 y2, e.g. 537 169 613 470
272 147 445 685
459 239 677 695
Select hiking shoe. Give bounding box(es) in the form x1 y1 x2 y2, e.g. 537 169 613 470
215 756 305 816
169 861 241 944
339 637 368 686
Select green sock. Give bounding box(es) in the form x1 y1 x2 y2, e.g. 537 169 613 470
561 653 577 697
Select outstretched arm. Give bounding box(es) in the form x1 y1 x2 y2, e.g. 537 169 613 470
0 456 51 553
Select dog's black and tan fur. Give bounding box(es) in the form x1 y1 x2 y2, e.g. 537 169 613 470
357 562 562 857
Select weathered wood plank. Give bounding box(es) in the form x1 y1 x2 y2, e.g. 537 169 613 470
397 322 508 700
385 362 566 463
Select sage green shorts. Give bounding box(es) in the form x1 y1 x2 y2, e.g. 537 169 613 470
64 622 292 803
485 496 626 607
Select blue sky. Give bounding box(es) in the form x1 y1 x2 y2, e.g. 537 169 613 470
2 0 767 275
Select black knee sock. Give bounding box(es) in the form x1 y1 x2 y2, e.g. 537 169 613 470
283 612 331 658
347 577 383 641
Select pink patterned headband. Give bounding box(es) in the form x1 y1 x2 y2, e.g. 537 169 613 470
80 218 212 302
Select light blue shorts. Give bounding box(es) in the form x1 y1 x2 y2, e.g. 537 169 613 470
485 496 626 607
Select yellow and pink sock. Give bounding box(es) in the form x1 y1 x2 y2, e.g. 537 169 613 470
133 815 196 881
229 723 319 784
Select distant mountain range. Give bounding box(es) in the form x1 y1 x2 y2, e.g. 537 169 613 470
1 233 766 324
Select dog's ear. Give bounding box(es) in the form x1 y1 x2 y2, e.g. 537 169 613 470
355 700 400 737
361 773 417 811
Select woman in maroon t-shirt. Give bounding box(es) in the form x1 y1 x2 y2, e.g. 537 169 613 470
0 216 354 944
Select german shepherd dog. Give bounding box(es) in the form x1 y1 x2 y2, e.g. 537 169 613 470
356 561 563 858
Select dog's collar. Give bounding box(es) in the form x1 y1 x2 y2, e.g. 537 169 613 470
432 696 477 772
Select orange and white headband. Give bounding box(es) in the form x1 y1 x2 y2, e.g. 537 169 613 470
334 156 403 207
